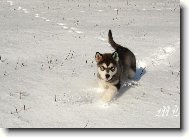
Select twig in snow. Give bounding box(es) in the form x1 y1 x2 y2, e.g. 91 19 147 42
116 9 118 15
140 67 146 75
11 106 31 114
4 71 8 76
84 121 89 128
19 91 22 99
55 95 57 102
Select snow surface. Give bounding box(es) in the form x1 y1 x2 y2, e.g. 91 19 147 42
0 0 180 128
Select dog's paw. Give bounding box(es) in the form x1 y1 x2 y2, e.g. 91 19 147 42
102 88 117 102
102 94 112 102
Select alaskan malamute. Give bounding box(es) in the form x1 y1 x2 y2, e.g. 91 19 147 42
95 30 136 102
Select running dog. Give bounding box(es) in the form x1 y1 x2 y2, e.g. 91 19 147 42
95 30 136 102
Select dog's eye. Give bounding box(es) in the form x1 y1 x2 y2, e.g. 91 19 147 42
111 67 115 71
100 66 105 71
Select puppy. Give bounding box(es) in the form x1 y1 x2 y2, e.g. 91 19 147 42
95 30 136 102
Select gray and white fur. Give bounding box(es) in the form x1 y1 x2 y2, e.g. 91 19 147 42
95 30 136 102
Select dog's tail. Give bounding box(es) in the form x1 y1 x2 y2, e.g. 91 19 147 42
108 30 121 50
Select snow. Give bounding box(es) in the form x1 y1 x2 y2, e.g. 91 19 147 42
0 0 180 128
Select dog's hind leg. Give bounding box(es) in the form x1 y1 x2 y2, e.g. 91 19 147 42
120 66 136 86
128 68 136 79
120 67 129 85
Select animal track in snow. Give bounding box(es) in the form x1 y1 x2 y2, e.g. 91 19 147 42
35 14 39 17
57 23 66 26
17 6 22 10
40 17 47 20
68 30 73 33
151 46 175 65
96 36 106 42
97 10 103 12
57 23 69 30
137 46 176 69
45 19 50 22
138 46 176 71
7 1 13 6
75 30 83 34
62 26 68 29
163 47 175 53
122 80 139 87
39 17 51 22
7 2 84 36
70 27 78 31
22 9 29 14
68 27 84 34
167 8 172 10
54 91 94 105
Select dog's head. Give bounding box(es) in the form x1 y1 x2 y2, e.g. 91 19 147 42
95 51 119 81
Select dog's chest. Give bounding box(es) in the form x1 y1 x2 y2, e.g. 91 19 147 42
98 79 119 89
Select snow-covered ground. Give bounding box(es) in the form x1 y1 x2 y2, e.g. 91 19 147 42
0 0 180 128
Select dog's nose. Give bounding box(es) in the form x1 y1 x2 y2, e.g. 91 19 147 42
105 74 110 79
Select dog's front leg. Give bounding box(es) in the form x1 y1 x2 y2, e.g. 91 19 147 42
98 80 109 90
102 85 118 102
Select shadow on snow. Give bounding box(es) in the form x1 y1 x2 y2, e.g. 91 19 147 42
117 67 146 98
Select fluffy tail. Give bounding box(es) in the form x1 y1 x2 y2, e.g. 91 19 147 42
108 30 121 50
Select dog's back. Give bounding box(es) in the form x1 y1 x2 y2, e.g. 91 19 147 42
108 30 136 79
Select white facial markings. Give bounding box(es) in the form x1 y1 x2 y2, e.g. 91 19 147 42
102 63 107 68
108 67 117 80
98 63 117 81
98 66 107 80
108 63 113 68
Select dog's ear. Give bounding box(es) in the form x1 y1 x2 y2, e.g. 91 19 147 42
112 51 119 62
95 52 103 62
